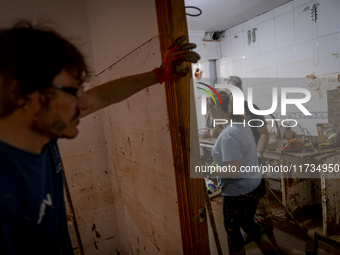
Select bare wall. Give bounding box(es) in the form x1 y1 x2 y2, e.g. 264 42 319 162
85 0 183 254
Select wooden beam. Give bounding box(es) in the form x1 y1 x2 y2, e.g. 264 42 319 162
154 0 210 254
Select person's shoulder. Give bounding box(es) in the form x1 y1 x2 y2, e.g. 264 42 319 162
224 124 245 140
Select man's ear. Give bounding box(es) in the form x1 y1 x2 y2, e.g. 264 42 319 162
4 79 21 105
6 80 38 109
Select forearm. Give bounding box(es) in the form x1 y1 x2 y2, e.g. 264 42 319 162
79 36 200 118
80 70 158 118
257 133 269 155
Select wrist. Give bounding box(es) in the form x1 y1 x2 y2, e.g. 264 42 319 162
153 67 164 84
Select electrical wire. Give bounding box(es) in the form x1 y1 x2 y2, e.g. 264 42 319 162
185 6 202 17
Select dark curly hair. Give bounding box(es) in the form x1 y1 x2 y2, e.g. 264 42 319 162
0 21 89 117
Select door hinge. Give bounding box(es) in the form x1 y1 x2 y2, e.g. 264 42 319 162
199 208 206 223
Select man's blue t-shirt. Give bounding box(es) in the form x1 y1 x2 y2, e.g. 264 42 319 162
0 139 73 254
212 124 262 196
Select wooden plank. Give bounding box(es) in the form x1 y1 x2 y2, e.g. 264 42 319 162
154 1 210 255
321 154 340 236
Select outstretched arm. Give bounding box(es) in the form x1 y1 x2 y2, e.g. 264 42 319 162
80 36 200 118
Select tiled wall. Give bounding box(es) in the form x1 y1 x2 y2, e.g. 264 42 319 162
216 0 340 135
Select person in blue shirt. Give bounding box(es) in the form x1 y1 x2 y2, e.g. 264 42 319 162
208 90 280 255
0 21 200 254
226 76 279 249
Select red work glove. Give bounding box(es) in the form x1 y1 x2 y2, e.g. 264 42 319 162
154 35 200 83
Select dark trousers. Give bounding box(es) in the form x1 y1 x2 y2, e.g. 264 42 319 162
222 178 266 255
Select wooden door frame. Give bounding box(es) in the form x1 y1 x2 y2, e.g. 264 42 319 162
154 1 210 254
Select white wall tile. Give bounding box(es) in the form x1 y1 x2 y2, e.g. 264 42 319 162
318 32 340 75
220 35 232 62
258 10 274 23
243 17 258 30
243 28 260 58
218 63 234 78
294 1 317 44
317 0 340 38
277 45 296 66
245 55 260 73
230 24 243 35
260 51 277 69
295 39 318 77
250 82 279 110
245 55 261 77
278 62 298 79
224 29 231 37
260 51 278 82
279 78 298 88
233 59 247 77
231 32 245 61
294 0 313 8
275 11 295 49
261 68 278 82
216 57 228 66
258 18 276 54
210 0 340 135
274 1 294 16
260 51 278 83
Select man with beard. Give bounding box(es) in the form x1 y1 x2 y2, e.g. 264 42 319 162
0 22 200 254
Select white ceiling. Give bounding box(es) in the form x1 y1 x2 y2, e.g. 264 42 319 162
185 0 291 32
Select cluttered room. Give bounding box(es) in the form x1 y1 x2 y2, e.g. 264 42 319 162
188 0 340 254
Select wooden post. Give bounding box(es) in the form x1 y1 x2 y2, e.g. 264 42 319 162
154 0 210 254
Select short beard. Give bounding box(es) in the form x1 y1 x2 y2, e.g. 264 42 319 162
30 98 80 140
31 109 69 139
